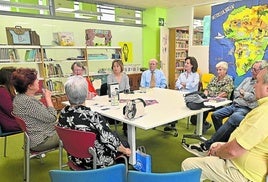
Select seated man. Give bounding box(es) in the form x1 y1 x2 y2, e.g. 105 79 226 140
140 58 167 88
181 60 268 182
183 61 262 156
58 76 131 169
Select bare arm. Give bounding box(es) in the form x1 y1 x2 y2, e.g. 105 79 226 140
118 144 131 157
209 139 247 159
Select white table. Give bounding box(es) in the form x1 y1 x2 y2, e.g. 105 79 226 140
63 88 231 164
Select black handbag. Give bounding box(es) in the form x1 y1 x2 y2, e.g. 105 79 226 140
184 91 214 110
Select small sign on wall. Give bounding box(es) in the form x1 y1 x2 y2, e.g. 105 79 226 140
119 42 133 63
158 18 165 26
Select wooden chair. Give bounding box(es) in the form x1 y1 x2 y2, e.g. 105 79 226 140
0 123 21 157
50 164 127 182
12 113 59 182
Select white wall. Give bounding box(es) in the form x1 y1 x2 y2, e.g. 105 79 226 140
166 6 209 75
166 6 192 28
188 46 209 74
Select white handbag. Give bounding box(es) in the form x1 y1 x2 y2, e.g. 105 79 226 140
123 98 146 119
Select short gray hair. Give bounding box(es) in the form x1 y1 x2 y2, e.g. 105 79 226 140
65 76 88 105
261 60 268 69
216 61 228 70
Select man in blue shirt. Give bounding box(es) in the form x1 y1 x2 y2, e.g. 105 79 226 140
140 59 167 88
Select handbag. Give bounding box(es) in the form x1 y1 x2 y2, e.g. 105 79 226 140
184 91 214 110
6 26 40 45
6 26 31 45
123 98 146 119
133 146 151 173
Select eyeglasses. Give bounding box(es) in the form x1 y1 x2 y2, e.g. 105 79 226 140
73 69 83 72
251 68 260 72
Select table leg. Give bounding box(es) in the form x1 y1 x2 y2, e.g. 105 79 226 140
196 112 203 135
182 112 207 143
127 124 136 165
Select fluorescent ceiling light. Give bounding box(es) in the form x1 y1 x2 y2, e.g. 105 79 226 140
73 10 102 16
116 15 141 21
55 8 102 17
0 1 48 10
55 7 74 12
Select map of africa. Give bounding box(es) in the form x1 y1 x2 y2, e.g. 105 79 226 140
223 5 268 76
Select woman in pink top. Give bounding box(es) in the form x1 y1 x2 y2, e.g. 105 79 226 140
0 67 20 132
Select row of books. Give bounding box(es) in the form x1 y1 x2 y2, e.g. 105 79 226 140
0 48 19 62
45 63 64 77
46 79 64 93
24 49 45 62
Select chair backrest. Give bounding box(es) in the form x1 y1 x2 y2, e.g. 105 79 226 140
127 168 201 182
100 83 108 96
49 163 127 182
12 113 27 132
55 125 96 158
201 73 214 90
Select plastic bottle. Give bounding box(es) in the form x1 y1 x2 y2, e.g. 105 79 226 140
111 88 119 106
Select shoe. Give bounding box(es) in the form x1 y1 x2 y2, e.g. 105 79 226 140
164 126 173 131
203 122 212 134
182 143 208 157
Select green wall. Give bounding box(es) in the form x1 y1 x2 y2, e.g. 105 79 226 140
142 7 166 68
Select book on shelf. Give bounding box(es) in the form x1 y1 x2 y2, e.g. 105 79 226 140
46 79 54 91
46 79 64 93
0 48 19 62
24 49 42 62
53 81 64 93
45 63 63 77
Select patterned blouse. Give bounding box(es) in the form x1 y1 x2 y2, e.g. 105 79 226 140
13 94 57 148
58 105 122 169
206 74 234 98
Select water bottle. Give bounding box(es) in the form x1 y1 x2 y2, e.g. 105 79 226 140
111 88 119 106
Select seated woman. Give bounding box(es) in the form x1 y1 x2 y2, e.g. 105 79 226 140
190 61 234 133
107 59 130 92
12 68 59 151
176 56 200 93
0 67 20 132
107 60 130 136
71 62 97 99
58 75 131 169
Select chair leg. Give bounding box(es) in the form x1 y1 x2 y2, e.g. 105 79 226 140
59 140 63 170
4 136 7 157
187 116 191 129
114 120 118 132
25 135 30 182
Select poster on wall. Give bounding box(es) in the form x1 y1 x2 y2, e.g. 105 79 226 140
210 0 268 85
119 42 133 63
85 29 112 46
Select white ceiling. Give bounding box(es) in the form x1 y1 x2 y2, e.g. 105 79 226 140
89 0 228 18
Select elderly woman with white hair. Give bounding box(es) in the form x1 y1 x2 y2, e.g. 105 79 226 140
58 76 131 169
204 61 233 98
190 61 234 133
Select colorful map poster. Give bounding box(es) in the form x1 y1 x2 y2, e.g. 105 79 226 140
210 0 268 85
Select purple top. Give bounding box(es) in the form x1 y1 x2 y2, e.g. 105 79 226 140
0 86 20 132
